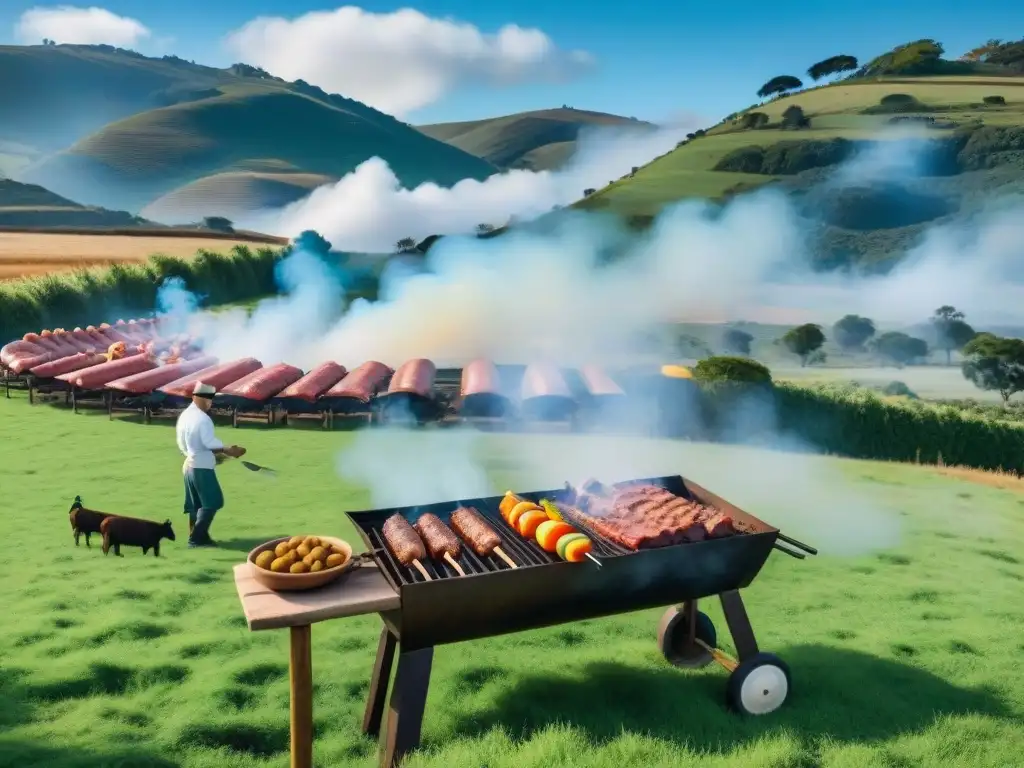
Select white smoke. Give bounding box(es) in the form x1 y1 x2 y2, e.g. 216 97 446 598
241 122 698 252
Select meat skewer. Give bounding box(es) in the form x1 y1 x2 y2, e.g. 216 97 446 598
381 513 432 581
413 513 466 576
450 506 518 569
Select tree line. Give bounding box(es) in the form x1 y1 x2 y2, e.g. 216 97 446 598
713 307 1024 404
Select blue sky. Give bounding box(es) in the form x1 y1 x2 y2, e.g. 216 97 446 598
1 1 1020 124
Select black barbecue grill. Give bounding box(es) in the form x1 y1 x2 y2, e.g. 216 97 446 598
346 474 817 768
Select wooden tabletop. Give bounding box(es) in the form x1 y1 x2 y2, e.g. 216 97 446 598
233 562 400 631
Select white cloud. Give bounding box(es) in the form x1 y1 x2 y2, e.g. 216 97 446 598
223 6 595 115
15 5 151 46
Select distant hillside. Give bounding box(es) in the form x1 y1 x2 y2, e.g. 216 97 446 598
0 178 147 227
572 70 1024 271
4 44 497 215
140 170 334 224
417 108 652 170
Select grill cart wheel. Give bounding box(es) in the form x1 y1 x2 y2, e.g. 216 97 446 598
657 606 717 668
725 652 790 715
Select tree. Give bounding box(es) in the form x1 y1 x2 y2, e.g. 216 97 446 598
476 223 495 235
395 237 417 253
959 39 1003 62
930 305 976 364
833 314 876 351
722 328 753 356
293 229 331 255
693 356 772 384
740 112 769 129
781 105 810 129
871 331 929 367
583 188 596 196
202 216 234 232
757 75 803 99
780 324 825 366
961 333 1024 404
807 55 859 81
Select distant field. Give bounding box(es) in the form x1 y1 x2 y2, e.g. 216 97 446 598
578 76 1024 216
0 230 285 280
776 365 999 402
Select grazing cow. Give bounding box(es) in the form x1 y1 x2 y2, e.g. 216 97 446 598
101 515 176 557
69 496 117 548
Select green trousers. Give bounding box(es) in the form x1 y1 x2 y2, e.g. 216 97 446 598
183 467 224 545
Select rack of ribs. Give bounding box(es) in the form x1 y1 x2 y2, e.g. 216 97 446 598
566 482 736 550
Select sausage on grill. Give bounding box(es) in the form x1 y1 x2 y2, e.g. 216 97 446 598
450 506 501 557
413 513 462 560
382 514 426 565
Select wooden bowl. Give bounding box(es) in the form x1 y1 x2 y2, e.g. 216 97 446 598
247 536 356 592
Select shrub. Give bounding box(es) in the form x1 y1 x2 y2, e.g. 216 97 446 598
695 382 1024 474
880 93 918 105
982 95 1006 105
883 380 918 398
692 356 772 384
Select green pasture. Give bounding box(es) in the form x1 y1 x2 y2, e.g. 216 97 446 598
579 76 1024 216
1 392 1023 767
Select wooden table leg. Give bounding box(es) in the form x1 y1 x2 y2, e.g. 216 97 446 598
363 627 397 736
290 624 314 768
381 646 433 768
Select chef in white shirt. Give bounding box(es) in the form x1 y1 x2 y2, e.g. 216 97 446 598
175 382 245 548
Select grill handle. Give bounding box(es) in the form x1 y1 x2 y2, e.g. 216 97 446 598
772 542 806 560
778 533 817 555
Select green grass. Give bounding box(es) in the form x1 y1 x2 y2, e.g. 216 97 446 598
2 393 1024 767
776 365 1007 403
417 108 649 171
576 76 1024 217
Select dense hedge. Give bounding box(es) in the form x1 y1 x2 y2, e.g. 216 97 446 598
695 381 1024 474
0 245 284 342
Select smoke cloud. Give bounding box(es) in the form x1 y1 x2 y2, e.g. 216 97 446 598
241 122 698 253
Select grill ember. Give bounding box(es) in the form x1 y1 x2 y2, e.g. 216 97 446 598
346 475 817 768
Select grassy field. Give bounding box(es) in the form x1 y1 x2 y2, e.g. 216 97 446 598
576 76 1024 216
417 108 650 170
0 231 286 280
2 393 1023 767
775 365 1003 403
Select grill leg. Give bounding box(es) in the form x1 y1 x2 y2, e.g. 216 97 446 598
363 627 398 737
719 590 759 661
381 645 433 768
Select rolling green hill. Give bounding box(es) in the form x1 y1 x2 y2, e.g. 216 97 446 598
572 73 1024 270
0 178 148 227
5 44 497 215
417 108 652 170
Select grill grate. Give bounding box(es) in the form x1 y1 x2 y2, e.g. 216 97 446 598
359 490 652 589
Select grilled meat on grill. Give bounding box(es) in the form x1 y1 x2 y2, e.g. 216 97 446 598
413 513 462 560
382 514 427 565
450 506 501 557
564 482 736 549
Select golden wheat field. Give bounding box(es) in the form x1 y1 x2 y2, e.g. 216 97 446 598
0 231 285 280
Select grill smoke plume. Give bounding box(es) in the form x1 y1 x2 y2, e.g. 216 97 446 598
241 122 698 252
160 130 1022 557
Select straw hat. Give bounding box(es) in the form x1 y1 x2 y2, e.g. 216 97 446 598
193 382 217 397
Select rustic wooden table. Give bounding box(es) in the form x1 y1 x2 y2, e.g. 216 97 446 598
232 562 400 768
